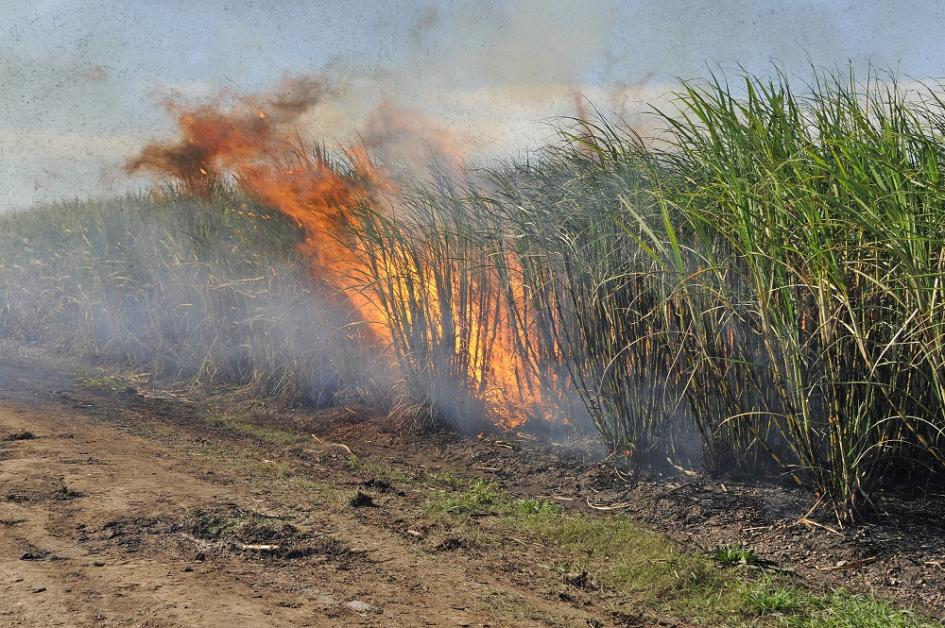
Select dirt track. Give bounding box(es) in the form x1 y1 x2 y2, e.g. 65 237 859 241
2 349 945 626
0 359 610 627
0 405 610 628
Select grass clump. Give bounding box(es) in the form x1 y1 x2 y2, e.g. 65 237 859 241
524 512 739 620
743 580 935 627
797 590 934 628
426 479 504 515
466 66 945 518
712 546 762 567
344 455 417 485
425 479 933 625
426 477 562 518
637 67 945 518
81 375 130 391
744 580 806 615
509 497 561 518
206 411 302 445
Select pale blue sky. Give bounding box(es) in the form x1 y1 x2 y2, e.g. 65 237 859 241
3 0 945 211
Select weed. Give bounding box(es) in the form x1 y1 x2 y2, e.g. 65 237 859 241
206 411 302 445
426 479 502 515
509 498 561 518
712 546 761 567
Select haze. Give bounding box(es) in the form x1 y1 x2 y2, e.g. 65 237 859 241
2 0 943 212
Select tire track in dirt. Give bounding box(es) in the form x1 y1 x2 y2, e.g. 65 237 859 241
0 398 605 627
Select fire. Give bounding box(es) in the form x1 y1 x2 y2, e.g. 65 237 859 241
238 147 395 343
127 77 551 430
126 76 332 198
126 77 391 338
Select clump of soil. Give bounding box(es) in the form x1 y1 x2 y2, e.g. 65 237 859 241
95 507 362 563
20 545 53 561
51 485 84 500
183 507 358 561
433 537 466 552
349 491 376 508
360 477 405 496
563 570 591 589
4 430 35 441
6 484 83 503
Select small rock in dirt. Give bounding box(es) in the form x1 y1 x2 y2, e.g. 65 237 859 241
405 528 424 539
32 587 46 594
0 519 25 526
3 431 35 441
194 552 206 562
344 600 377 614
182 566 194 573
349 491 376 508
20 547 50 561
92 561 105 567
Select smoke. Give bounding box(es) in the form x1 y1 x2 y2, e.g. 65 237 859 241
0 195 394 408
377 1 661 161
7 0 663 437
391 1 615 91
361 101 472 176
122 74 590 434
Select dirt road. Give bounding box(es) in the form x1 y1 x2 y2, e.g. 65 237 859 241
0 363 606 627
2 350 943 627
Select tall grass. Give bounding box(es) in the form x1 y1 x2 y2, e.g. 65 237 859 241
353 69 945 517
353 179 505 431
350 173 568 432
2 67 945 518
486 133 692 460
640 69 945 517
0 190 388 406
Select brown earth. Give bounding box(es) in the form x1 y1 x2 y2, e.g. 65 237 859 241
0 385 595 625
1 347 944 626
0 350 672 627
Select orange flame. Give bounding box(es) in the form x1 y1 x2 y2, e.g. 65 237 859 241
128 78 551 430
239 147 395 343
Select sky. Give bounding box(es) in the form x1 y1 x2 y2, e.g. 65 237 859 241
3 0 945 212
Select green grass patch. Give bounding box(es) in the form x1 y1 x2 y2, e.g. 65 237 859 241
426 480 933 626
422 469 469 489
742 580 936 627
712 546 762 567
344 455 417 485
206 411 303 445
426 479 504 515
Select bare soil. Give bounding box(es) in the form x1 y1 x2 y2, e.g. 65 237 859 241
1 347 943 626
